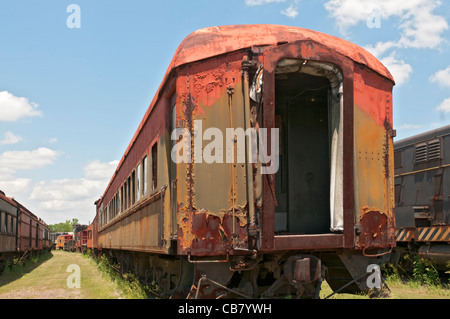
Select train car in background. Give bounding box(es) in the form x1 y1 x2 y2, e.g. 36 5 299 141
86 212 98 256
51 232 69 250
73 224 88 253
393 125 450 271
0 190 51 271
56 234 72 250
92 24 396 298
0 191 19 264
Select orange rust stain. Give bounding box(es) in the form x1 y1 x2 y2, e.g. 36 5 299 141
353 67 393 127
354 105 388 220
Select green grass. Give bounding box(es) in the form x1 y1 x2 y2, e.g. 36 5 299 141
0 250 122 299
1 250 448 299
320 257 450 299
95 253 159 299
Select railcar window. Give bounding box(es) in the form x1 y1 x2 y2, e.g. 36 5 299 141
136 163 141 201
112 196 116 218
127 176 131 208
151 143 158 191
124 181 128 210
131 170 136 206
143 156 148 196
113 196 116 218
115 191 118 215
119 186 123 214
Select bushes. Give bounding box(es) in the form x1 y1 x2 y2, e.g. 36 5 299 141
95 254 159 299
383 254 445 287
411 256 441 286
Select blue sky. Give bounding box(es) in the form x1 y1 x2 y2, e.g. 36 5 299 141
0 0 449 225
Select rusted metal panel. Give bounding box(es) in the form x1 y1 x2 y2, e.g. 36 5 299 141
98 193 164 252
0 193 17 254
353 65 396 251
170 25 393 82
175 52 252 256
274 234 344 251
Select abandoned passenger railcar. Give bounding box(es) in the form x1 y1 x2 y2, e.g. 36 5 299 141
93 24 396 298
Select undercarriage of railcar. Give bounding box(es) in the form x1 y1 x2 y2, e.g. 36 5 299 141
98 247 389 299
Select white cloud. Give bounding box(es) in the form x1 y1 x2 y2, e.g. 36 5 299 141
30 178 108 203
430 66 450 88
245 0 285 6
380 54 413 85
0 131 23 145
0 178 31 195
83 159 119 181
0 147 61 171
436 97 450 113
324 0 448 49
0 147 59 196
281 4 299 18
28 159 118 225
325 1 448 87
0 91 42 122
364 41 398 58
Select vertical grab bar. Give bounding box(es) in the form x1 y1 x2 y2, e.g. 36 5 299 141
160 184 168 247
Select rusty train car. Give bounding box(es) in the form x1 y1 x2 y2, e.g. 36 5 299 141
86 212 98 253
91 24 396 298
56 234 72 250
72 224 88 253
0 190 51 270
392 124 450 271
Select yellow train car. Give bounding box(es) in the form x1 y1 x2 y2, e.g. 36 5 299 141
56 234 72 250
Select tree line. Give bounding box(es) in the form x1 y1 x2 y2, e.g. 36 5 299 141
48 218 79 233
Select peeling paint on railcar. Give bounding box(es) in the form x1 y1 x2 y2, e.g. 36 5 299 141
175 55 252 256
353 64 396 251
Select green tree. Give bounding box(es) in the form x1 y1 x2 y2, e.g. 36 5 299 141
49 218 79 233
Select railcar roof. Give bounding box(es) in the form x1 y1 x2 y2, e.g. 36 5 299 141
170 24 394 82
0 190 17 207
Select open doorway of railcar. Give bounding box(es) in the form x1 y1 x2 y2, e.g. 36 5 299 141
273 59 344 236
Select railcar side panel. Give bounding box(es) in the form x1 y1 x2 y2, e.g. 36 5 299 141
353 66 396 252
0 194 18 255
97 97 174 254
175 52 250 256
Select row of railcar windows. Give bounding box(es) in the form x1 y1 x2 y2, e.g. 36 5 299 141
0 211 16 235
99 143 158 228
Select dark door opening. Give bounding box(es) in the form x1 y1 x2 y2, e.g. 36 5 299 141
274 71 331 234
